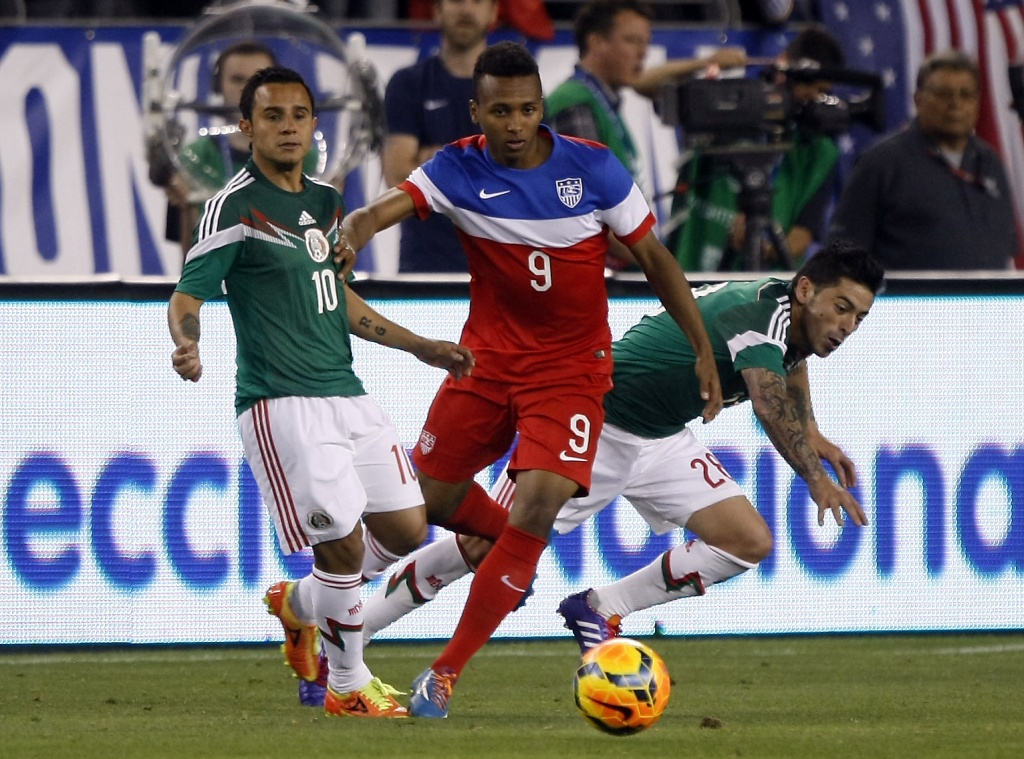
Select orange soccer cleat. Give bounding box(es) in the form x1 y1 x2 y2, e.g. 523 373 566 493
324 678 409 718
263 580 321 682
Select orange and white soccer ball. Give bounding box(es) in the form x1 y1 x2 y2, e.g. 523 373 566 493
573 637 672 735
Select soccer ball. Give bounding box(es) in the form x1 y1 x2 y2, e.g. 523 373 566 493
573 637 671 736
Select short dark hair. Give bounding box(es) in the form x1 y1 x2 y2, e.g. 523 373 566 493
784 24 845 68
915 49 980 91
239 67 315 121
795 240 886 294
212 40 277 94
574 0 653 56
472 41 540 98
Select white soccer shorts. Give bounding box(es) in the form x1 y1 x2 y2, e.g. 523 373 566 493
238 395 423 554
552 421 746 535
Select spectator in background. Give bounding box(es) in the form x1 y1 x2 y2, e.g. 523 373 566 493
408 0 554 40
384 0 498 273
319 0 400 21
151 41 318 257
827 49 1018 271
545 0 746 270
670 25 846 272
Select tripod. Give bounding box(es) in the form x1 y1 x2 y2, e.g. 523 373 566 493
707 145 795 272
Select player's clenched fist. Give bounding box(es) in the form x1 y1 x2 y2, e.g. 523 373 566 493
172 342 203 383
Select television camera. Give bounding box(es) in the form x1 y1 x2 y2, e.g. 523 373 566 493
657 62 885 270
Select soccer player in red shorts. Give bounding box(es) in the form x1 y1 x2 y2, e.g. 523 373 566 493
335 41 723 717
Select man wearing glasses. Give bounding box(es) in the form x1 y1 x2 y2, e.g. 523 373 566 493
828 50 1018 271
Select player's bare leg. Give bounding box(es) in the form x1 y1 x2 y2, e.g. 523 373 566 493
360 506 428 582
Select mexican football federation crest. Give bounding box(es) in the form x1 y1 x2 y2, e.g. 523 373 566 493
304 228 330 263
556 177 583 209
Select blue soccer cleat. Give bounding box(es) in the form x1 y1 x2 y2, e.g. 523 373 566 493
557 589 621 654
297 650 328 707
409 666 458 718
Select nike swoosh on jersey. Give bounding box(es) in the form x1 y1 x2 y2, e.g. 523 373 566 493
559 450 587 462
424 99 448 110
478 188 511 199
500 574 528 593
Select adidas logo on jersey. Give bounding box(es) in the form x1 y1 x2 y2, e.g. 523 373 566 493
299 211 317 226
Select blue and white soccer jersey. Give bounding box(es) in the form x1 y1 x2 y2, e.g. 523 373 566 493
399 128 655 384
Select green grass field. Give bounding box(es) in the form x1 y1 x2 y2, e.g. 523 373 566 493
2 634 1023 759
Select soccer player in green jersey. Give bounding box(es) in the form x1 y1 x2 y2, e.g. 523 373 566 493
167 67 474 718
355 240 884 652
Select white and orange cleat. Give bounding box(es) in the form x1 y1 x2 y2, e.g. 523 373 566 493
263 580 321 682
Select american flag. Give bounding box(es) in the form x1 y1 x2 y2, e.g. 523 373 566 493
820 0 1024 266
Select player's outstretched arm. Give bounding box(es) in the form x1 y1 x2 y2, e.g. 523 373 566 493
334 188 417 278
629 231 723 422
345 285 475 379
786 362 857 489
168 291 205 383
744 366 868 527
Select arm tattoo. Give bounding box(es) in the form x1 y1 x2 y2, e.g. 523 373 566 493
750 369 825 485
357 315 387 339
180 313 200 342
786 362 814 427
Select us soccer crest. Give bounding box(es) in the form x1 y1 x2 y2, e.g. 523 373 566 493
304 228 330 263
556 177 583 209
418 429 436 455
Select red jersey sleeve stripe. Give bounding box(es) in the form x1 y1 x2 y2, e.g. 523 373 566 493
617 212 656 247
398 178 431 220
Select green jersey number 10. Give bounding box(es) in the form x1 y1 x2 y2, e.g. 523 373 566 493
312 269 340 313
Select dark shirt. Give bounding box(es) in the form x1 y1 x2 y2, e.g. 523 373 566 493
385 55 478 273
827 120 1017 270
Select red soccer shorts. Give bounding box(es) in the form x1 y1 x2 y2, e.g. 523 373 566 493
412 372 612 496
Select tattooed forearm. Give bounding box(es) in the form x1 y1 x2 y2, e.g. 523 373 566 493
747 368 826 485
180 313 200 343
786 362 814 427
357 315 387 339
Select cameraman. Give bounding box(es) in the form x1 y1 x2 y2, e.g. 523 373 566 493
670 26 845 272
545 0 746 270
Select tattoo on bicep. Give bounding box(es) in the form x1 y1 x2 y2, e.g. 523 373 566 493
755 371 823 484
181 313 200 342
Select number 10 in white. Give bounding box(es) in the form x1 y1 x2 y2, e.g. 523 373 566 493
311 269 339 313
